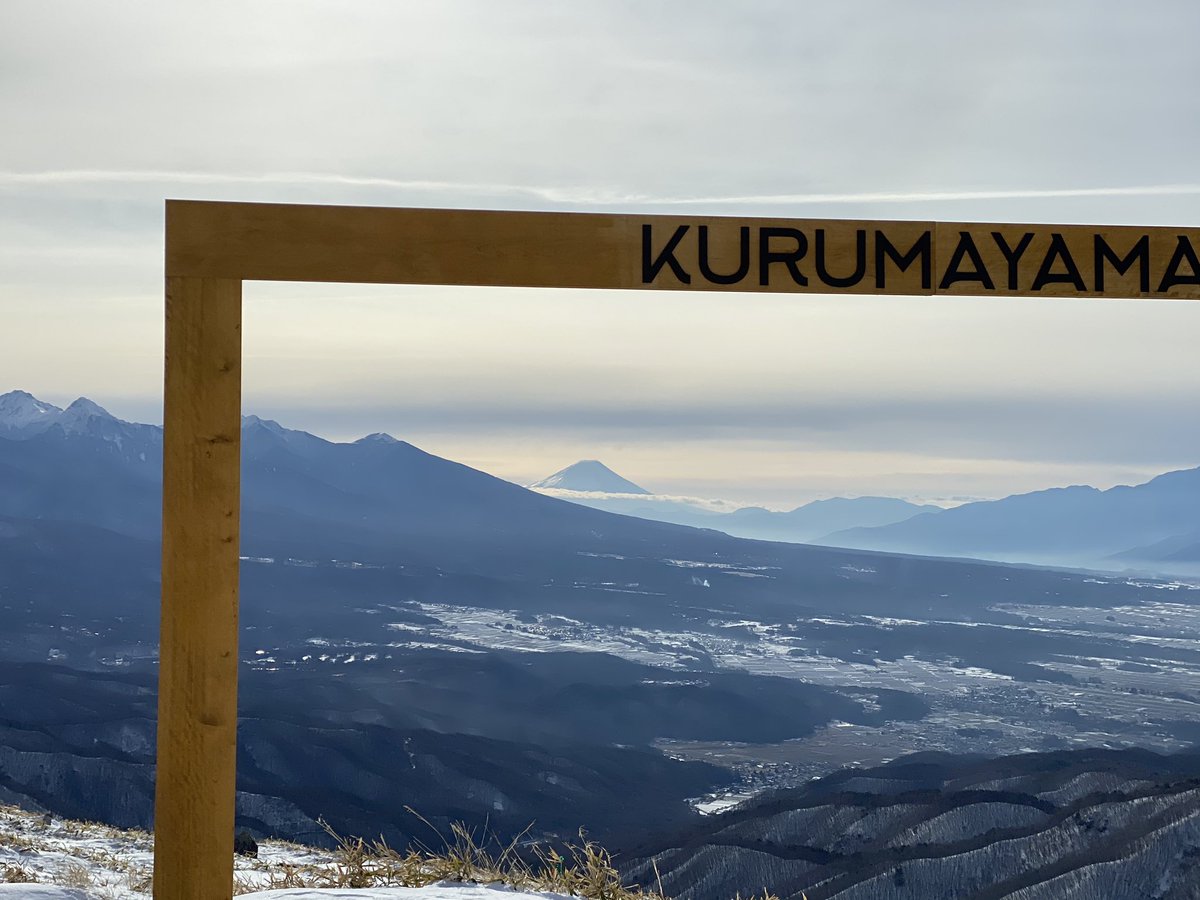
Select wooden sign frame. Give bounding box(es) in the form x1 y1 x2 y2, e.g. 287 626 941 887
155 199 1200 898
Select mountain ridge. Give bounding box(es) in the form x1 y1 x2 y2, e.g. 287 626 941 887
623 747 1200 899
821 464 1200 574
7 389 1197 575
532 484 939 546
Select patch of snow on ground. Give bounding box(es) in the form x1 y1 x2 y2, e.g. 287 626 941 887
240 886 571 899
0 806 569 900
0 888 566 900
692 795 753 816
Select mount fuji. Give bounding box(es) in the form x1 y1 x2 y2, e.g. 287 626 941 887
529 459 651 494
528 458 936 546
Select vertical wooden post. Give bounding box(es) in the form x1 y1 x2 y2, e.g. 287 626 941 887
154 276 243 899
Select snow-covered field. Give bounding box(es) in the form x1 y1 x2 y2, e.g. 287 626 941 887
0 806 564 900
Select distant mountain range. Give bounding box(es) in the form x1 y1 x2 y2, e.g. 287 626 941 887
529 458 940 544
4 391 1196 576
530 455 1200 575
821 467 1200 574
716 496 941 543
0 391 729 568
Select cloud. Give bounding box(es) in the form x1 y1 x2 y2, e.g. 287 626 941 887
530 486 741 513
247 388 1200 471
0 169 571 199
648 185 1200 207
3 1 1200 502
4 169 1200 209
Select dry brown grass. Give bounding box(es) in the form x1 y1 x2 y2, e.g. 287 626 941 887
2 863 38 883
57 860 95 888
2 801 780 900
231 815 779 900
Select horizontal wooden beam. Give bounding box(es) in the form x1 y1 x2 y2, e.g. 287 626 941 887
166 200 1200 299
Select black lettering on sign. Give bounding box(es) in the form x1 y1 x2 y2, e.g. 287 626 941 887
759 227 809 286
639 221 1194 297
1157 235 1200 292
1032 234 1086 291
642 224 691 284
939 232 995 290
991 232 1035 291
815 229 867 288
1094 235 1150 293
875 231 932 290
698 225 750 285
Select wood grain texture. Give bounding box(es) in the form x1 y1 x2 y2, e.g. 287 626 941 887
154 276 242 900
165 201 939 294
934 222 1200 298
165 200 1200 299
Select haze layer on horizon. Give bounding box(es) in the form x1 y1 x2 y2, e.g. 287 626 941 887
2 1 1199 507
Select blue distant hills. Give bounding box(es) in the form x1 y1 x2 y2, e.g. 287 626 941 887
528 462 939 544
528 450 1200 575
819 467 1200 573
3 389 1197 576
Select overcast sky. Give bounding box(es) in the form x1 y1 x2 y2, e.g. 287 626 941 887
2 1 1199 506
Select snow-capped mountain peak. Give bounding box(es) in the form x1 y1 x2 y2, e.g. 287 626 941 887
530 460 650 495
57 397 116 432
242 414 291 436
356 432 400 445
0 391 160 464
0 389 63 437
241 414 335 462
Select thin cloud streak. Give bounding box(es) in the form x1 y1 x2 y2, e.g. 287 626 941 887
653 185 1200 206
4 169 1200 208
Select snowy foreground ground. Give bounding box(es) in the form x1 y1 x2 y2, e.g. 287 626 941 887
0 806 566 900
0 889 567 900
1 888 567 899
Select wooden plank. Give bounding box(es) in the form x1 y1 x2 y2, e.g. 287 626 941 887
165 200 1200 299
154 276 242 900
934 222 1200 299
165 201 937 295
